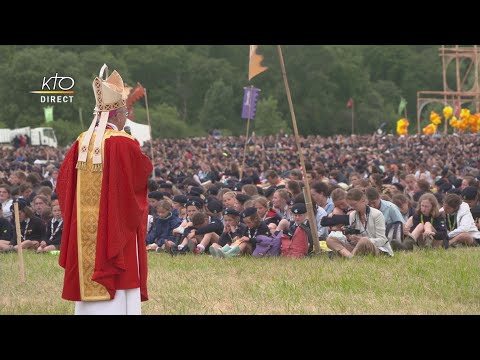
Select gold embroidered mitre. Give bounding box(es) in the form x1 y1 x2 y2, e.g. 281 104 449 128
77 64 126 171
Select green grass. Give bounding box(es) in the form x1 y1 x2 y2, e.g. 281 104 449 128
1 248 479 314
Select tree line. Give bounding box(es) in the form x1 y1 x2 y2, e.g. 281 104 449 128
0 45 453 146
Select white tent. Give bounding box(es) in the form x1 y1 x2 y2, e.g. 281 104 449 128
125 119 151 146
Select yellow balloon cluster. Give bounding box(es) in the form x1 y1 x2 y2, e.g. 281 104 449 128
443 106 453 120
430 111 442 125
423 123 437 135
422 110 442 135
450 108 480 133
396 118 409 136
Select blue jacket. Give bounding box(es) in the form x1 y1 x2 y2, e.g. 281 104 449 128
146 213 182 246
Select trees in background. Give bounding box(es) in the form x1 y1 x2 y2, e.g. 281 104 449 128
0 45 447 145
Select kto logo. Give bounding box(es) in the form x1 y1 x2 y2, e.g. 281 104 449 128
30 73 75 103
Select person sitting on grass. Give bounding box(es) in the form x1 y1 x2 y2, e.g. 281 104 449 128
403 193 447 249
1 199 46 252
216 207 271 258
209 208 248 257
326 188 393 258
181 200 224 254
440 193 480 248
322 207 350 251
37 203 63 253
169 199 203 252
0 206 13 252
275 202 313 256
146 200 182 252
178 212 209 254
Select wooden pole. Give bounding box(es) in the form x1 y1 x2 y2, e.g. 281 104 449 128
475 45 479 114
277 45 320 254
455 45 461 135
13 202 25 282
142 84 155 177
441 45 448 135
239 118 251 181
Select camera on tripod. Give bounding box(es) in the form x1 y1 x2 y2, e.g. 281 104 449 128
342 225 361 236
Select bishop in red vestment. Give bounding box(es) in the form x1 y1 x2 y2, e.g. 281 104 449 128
56 65 152 314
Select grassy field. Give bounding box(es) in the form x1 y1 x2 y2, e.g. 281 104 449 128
1 248 479 315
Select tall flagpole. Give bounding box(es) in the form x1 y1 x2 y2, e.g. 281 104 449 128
141 83 155 177
240 118 251 181
277 45 320 254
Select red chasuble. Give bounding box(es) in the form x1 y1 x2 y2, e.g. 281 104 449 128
57 130 153 302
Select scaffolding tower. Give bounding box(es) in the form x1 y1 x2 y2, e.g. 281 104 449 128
416 45 480 134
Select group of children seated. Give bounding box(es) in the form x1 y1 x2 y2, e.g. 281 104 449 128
145 190 315 258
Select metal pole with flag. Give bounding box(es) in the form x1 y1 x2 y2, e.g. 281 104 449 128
239 86 260 180
277 45 320 254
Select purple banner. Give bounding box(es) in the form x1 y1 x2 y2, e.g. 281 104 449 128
241 86 260 120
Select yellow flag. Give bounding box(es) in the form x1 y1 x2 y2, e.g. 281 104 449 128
249 45 268 81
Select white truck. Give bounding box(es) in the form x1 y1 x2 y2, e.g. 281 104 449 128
0 127 58 148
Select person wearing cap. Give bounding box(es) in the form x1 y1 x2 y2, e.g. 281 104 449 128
183 200 224 254
205 186 218 197
177 212 210 254
174 200 204 253
276 203 309 236
0 199 46 252
440 193 480 247
56 65 153 315
158 182 174 195
148 191 164 217
226 207 271 256
172 194 188 217
210 207 248 257
171 199 202 242
37 202 63 253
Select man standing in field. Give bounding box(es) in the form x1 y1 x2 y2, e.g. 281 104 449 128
56 65 152 315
